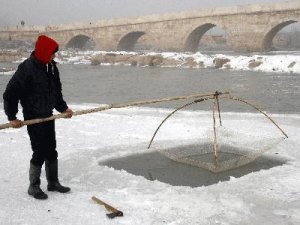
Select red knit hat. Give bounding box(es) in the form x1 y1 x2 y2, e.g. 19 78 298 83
34 35 59 64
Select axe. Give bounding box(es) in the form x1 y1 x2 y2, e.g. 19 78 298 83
91 196 124 219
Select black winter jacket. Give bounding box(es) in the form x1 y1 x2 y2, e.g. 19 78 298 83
3 53 68 120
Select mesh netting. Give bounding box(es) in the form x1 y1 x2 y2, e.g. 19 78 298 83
155 126 285 173
147 93 288 173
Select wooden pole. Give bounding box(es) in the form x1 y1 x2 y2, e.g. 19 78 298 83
212 96 219 164
0 92 227 130
216 93 222 126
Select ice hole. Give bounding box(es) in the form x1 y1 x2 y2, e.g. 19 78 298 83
99 144 286 187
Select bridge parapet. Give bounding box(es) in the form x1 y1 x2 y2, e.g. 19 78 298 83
0 1 299 52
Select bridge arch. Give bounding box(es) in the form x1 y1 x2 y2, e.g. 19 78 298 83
262 20 298 51
184 23 229 52
65 34 96 50
117 31 146 51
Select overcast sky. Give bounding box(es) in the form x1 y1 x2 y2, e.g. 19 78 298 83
0 0 292 27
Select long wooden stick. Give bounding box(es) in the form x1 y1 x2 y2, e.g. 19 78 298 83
0 92 226 130
216 93 222 126
212 95 219 163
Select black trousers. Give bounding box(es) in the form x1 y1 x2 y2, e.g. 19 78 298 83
27 120 58 167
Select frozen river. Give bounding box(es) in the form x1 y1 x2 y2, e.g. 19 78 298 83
0 61 300 225
1 63 300 114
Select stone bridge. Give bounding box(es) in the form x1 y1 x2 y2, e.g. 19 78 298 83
0 1 299 52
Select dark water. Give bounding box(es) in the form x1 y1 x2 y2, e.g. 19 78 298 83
1 63 300 113
101 149 285 187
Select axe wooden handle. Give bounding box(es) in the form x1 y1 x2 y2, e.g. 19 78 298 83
91 196 120 213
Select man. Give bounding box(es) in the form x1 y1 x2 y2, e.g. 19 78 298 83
3 35 73 200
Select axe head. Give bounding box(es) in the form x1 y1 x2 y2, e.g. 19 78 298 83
106 211 123 219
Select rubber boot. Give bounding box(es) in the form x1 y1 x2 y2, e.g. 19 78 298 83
28 163 48 200
45 160 71 193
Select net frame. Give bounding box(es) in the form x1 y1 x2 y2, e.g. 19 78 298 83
148 92 288 173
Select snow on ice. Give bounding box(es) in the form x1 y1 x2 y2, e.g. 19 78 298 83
0 104 300 225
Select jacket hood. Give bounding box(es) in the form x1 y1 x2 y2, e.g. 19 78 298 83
34 35 59 64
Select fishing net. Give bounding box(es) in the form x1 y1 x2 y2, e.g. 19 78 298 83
148 93 287 173
156 126 285 173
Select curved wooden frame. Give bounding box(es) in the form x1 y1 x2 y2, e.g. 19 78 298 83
147 93 288 150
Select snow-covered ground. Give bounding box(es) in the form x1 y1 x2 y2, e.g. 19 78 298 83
0 104 299 225
75 51 300 74
0 68 15 76
6 50 300 75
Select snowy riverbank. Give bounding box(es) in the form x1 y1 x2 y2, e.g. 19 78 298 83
0 104 299 225
58 50 300 74
1 50 300 75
